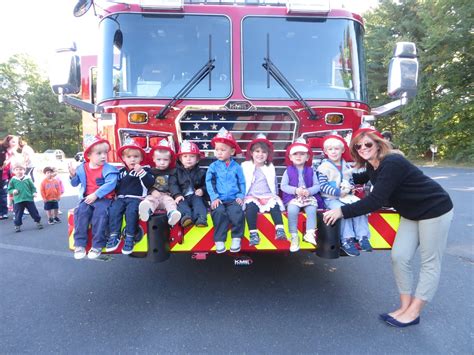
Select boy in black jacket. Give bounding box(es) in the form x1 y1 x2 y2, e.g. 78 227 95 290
106 140 154 254
169 140 208 228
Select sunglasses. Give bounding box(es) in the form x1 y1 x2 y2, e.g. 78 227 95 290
354 142 374 151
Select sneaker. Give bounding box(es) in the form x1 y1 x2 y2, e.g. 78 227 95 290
14 225 21 233
341 239 360 256
0 214 8 220
36 222 44 230
48 218 55 225
249 231 260 246
58 210 63 215
87 247 102 259
24 210 30 215
215 241 226 254
195 218 208 227
230 238 241 253
181 217 193 228
54 217 61 223
138 200 153 222
275 227 287 241
167 210 181 226
303 229 317 246
74 246 86 260
122 236 134 255
290 234 300 252
105 235 121 252
358 237 373 252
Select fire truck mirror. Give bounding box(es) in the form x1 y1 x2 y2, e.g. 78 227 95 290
49 49 81 95
387 42 419 99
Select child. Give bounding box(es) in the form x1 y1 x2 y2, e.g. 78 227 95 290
205 128 245 253
138 139 181 226
68 135 119 260
242 134 286 246
40 166 62 224
281 138 319 252
169 140 208 228
317 134 371 256
7 160 43 232
106 140 155 254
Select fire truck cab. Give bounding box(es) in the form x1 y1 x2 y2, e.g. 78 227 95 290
51 0 418 261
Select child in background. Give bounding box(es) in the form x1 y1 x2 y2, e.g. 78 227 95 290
317 135 371 256
40 166 62 224
106 140 154 254
7 160 43 232
281 138 319 252
169 140 208 228
138 139 181 226
68 135 119 260
205 128 245 253
242 134 286 246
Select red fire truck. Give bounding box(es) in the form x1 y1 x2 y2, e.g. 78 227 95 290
50 0 418 262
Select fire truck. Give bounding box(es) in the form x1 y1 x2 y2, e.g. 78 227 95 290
50 0 419 262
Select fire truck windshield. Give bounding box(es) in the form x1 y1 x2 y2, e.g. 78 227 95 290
97 14 231 101
242 16 367 102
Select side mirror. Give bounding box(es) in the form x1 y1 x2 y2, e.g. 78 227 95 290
387 42 419 99
49 43 81 95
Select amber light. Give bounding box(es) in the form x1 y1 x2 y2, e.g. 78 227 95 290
128 112 148 124
325 113 344 125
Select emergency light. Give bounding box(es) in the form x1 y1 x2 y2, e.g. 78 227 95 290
139 0 184 10
128 112 149 124
286 0 330 14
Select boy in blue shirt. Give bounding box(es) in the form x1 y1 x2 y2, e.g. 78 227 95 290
205 128 245 253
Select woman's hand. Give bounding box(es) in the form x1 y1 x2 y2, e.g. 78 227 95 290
323 208 343 225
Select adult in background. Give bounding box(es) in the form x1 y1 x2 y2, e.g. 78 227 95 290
19 138 37 182
0 135 20 219
323 128 453 328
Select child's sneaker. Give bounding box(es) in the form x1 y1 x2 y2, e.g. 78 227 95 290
215 241 226 254
358 237 372 252
36 222 44 230
303 229 317 246
230 238 241 253
14 225 21 233
138 200 153 222
87 247 102 260
58 210 63 215
122 236 134 255
74 246 86 260
275 227 287 241
290 234 300 252
341 239 360 256
105 234 121 252
167 210 181 226
48 218 55 225
195 218 208 227
249 231 260 246
0 214 8 220
181 216 193 228
54 217 61 223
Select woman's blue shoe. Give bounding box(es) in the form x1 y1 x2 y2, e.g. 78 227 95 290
385 316 420 328
379 313 392 321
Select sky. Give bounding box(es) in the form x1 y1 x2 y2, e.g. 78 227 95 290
0 0 379 67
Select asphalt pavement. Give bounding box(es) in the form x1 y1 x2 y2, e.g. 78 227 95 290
0 167 472 354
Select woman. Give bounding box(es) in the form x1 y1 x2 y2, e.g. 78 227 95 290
19 138 36 182
0 135 20 219
323 128 453 328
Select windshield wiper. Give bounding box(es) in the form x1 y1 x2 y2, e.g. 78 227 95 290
156 35 215 119
262 34 318 120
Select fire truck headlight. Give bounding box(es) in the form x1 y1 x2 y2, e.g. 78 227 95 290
128 112 148 124
325 113 344 125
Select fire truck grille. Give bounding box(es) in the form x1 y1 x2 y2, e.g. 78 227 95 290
178 110 298 179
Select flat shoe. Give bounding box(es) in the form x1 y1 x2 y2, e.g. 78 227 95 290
379 313 393 321
385 316 420 328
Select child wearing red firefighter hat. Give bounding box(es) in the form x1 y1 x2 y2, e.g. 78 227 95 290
106 138 155 255
169 140 208 228
205 128 245 254
241 133 286 246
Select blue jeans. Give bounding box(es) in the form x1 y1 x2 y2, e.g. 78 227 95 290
211 201 244 242
177 194 207 223
109 197 140 237
73 198 112 248
325 198 370 242
0 179 8 216
13 200 41 226
287 203 317 234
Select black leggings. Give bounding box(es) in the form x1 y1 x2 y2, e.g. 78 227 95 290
245 201 283 230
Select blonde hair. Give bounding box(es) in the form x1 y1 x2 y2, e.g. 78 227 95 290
89 142 110 154
11 159 26 170
323 138 345 150
122 147 143 158
350 131 393 169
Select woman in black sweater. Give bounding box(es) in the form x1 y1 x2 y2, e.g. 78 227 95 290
323 128 453 328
